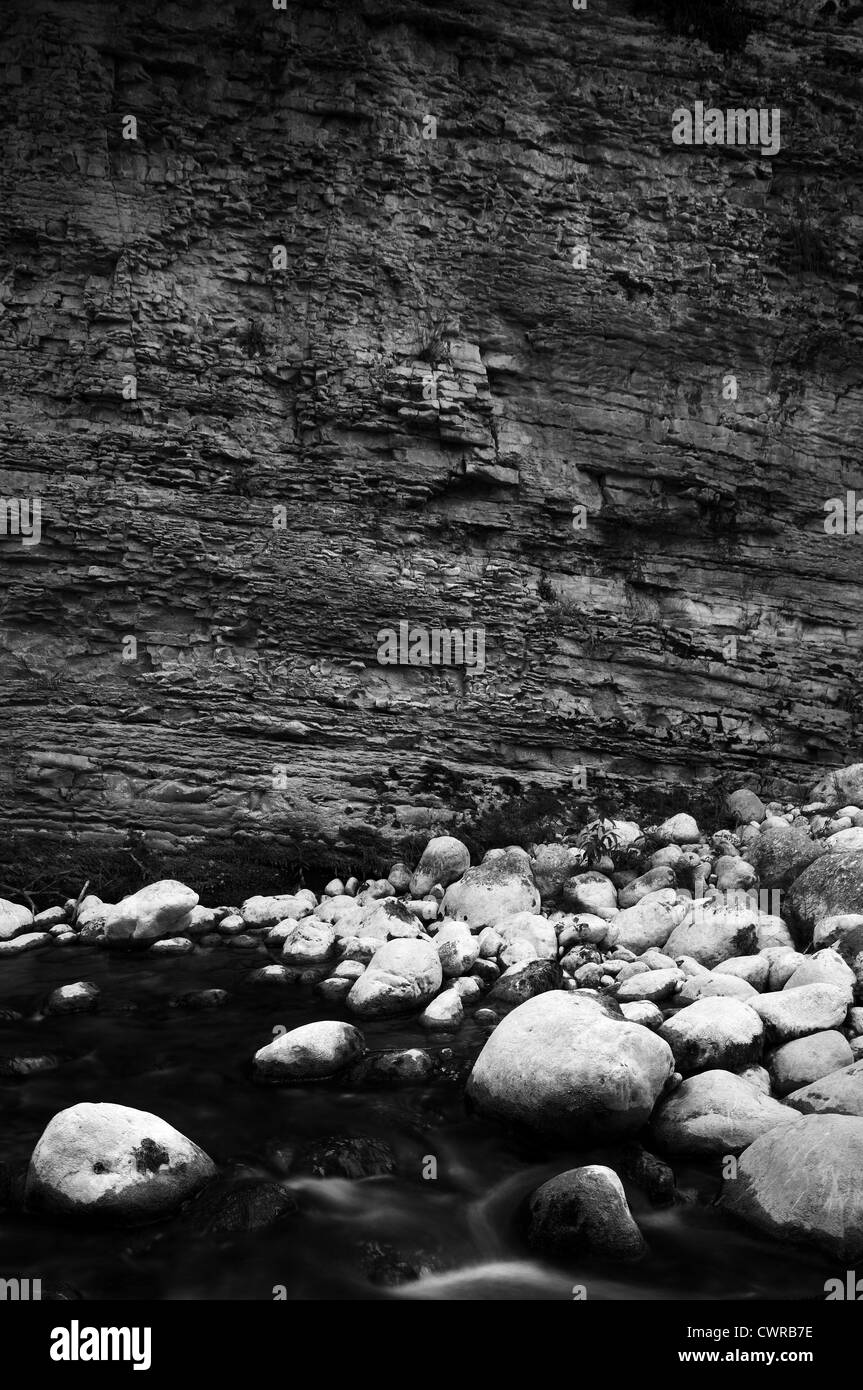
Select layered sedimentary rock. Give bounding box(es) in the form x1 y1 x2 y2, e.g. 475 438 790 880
1 0 862 875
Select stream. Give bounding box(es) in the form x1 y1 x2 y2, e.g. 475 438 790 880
0 944 835 1301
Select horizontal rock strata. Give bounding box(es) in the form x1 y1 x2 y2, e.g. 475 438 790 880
1 0 862 873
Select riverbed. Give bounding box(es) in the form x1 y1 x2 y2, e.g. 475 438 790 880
0 945 834 1301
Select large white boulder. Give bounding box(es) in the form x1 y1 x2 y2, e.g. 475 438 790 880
495 911 557 964
0 898 34 942
346 938 443 1018
466 991 674 1142
442 850 540 929
651 1070 796 1154
253 1021 364 1080
240 891 316 928
658 998 764 1076
25 1102 215 1221
721 1113 863 1258
104 881 199 945
613 889 689 954
751 983 849 1044
409 836 470 896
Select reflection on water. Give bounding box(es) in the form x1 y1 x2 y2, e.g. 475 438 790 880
0 947 836 1300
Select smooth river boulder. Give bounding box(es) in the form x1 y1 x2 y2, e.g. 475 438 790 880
613 889 688 954
663 901 760 968
562 871 618 920
281 920 337 964
253 1021 365 1081
347 938 442 1018
658 998 763 1075
785 850 863 943
240 891 316 928
747 824 823 891
529 843 586 904
0 898 33 942
651 1071 796 1155
104 880 199 945
495 911 557 963
767 1031 853 1097
785 1058 863 1116
617 866 676 910
434 923 479 976
409 836 470 896
25 1102 215 1222
781 948 855 1005
752 983 849 1044
442 851 540 928
466 991 674 1142
721 1113 863 1258
655 813 700 844
615 968 684 1006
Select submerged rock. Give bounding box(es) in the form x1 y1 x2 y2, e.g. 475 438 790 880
346 1048 435 1086
171 989 229 1010
180 1179 297 1239
150 936 194 955
45 982 99 1015
293 1136 396 1180
619 1144 675 1206
0 1054 59 1076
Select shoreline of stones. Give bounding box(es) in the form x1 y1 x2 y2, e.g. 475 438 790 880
7 762 863 1268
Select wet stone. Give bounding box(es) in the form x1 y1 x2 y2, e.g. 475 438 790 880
171 989 230 1010
292 1136 397 1181
179 1178 298 1240
0 1054 59 1076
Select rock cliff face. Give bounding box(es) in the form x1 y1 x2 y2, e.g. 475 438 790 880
1 0 862 882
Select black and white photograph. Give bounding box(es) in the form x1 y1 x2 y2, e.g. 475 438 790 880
0 0 861 1353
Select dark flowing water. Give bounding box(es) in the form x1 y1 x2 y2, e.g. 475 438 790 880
0 944 836 1301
